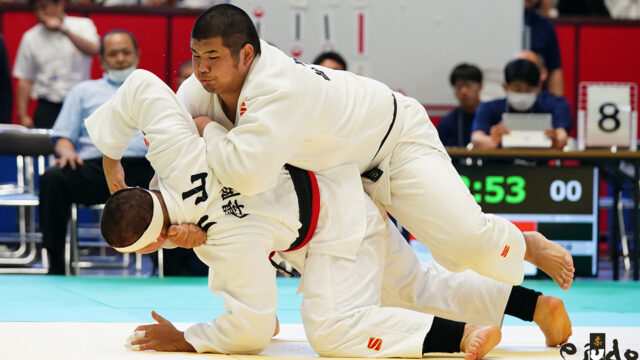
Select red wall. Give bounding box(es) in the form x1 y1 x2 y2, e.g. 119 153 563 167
555 24 576 124
554 19 640 137
170 15 198 90
4 11 39 123
89 13 169 82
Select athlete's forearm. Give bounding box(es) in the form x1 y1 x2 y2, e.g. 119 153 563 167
103 155 127 194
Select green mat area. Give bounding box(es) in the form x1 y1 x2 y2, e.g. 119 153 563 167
1 276 638 326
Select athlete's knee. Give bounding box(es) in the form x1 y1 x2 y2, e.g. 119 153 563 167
243 332 272 353
307 331 341 357
229 324 273 353
304 313 358 357
452 212 498 250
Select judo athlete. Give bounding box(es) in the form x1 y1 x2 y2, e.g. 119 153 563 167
87 70 572 359
164 4 575 290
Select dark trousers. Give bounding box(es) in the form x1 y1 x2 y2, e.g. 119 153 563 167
33 99 63 129
39 157 154 274
160 247 208 276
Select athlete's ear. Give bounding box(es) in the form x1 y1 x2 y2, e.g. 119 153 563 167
240 43 255 67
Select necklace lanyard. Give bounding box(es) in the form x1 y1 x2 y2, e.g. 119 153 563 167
456 109 464 147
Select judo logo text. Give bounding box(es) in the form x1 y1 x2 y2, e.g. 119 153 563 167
182 173 208 205
560 333 638 360
220 187 249 218
367 337 382 351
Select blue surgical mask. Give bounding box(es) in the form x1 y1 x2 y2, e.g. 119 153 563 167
107 64 137 84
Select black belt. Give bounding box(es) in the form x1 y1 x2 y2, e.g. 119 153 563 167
362 93 397 182
283 164 319 251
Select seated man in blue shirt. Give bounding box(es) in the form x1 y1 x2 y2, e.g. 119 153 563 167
470 58 571 150
437 63 482 147
38 29 154 275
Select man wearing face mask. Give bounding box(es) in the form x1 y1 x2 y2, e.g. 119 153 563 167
470 58 571 150
38 30 155 275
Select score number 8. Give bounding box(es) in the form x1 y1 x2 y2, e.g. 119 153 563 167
598 102 621 133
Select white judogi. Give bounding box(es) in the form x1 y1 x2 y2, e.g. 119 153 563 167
177 40 526 285
87 70 512 357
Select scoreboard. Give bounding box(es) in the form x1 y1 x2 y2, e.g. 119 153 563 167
454 164 599 277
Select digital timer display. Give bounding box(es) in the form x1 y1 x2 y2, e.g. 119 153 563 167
460 175 526 205
455 165 595 215
454 164 599 276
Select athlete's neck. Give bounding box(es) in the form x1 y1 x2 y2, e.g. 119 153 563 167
219 93 240 124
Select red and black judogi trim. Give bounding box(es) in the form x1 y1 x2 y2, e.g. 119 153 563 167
269 164 320 275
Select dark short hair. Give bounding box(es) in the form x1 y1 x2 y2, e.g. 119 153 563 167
449 63 482 86
192 4 261 57
100 188 153 249
312 51 348 71
99 29 139 57
29 0 61 8
504 58 540 87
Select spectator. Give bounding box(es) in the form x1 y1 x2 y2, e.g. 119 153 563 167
523 0 564 96
516 49 567 100
0 34 11 124
175 59 193 89
13 0 99 129
312 51 347 71
437 63 483 147
470 58 571 150
515 50 549 87
605 0 640 18
38 30 153 275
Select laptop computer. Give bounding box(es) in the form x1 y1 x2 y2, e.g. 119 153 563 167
501 113 553 148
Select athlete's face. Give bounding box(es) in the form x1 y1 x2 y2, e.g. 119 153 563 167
190 36 253 96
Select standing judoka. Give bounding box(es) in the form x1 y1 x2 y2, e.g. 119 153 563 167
87 70 571 359
108 4 573 289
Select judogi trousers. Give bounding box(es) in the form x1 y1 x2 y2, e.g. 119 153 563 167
300 197 512 358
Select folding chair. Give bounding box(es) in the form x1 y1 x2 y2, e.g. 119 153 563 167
0 125 54 274
66 203 164 277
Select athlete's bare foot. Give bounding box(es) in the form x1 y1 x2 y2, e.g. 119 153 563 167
523 231 575 290
459 325 501 360
533 295 572 347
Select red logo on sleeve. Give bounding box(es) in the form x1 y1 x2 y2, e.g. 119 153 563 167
367 337 382 351
501 245 510 258
240 101 247 116
143 137 149 148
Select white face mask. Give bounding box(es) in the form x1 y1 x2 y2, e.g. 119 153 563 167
107 64 137 84
506 92 537 111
